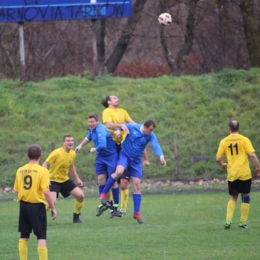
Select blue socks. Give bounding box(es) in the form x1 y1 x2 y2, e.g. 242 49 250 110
133 194 142 214
98 185 105 196
102 176 116 195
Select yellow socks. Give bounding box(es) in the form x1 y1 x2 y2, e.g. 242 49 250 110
37 246 48 260
120 189 129 212
74 200 84 214
240 203 250 224
19 239 48 260
226 199 235 222
18 239 28 260
107 189 113 202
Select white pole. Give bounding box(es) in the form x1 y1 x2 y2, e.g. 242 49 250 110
18 22 26 82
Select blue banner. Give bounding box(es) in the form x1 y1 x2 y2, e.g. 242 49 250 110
0 0 132 23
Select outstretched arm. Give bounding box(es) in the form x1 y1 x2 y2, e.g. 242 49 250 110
75 138 89 153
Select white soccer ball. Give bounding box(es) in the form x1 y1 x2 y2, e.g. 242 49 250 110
158 13 172 26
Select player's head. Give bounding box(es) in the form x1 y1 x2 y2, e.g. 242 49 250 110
27 144 42 160
228 120 239 133
101 95 119 108
88 114 100 130
143 119 156 135
63 135 74 151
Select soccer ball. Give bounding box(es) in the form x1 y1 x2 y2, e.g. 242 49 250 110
158 13 172 26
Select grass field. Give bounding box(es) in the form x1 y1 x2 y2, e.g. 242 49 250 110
1 191 260 260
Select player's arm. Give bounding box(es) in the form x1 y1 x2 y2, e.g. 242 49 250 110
93 129 107 153
216 156 227 169
13 174 19 197
143 148 150 167
69 165 83 187
249 152 260 175
105 121 130 133
127 118 135 124
105 122 130 138
150 134 166 166
42 161 50 169
44 190 57 219
75 138 89 153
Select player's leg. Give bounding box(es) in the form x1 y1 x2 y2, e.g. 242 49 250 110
131 177 143 224
129 159 143 224
107 189 113 203
109 181 122 218
110 182 120 207
70 186 84 223
239 179 252 228
60 180 84 223
100 165 124 204
110 173 130 218
224 180 238 229
37 235 48 258
19 237 29 260
18 202 30 260
96 173 109 216
37 239 48 260
100 152 126 204
119 174 130 213
108 143 121 203
29 203 48 260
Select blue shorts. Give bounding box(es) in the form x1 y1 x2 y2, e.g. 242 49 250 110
117 151 142 179
95 154 118 176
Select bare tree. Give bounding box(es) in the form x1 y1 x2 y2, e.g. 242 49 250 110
104 0 147 74
91 19 106 78
239 0 260 67
175 0 199 74
158 0 199 75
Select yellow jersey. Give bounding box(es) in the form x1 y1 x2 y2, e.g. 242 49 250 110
45 147 76 183
14 164 50 204
102 107 131 145
216 134 255 181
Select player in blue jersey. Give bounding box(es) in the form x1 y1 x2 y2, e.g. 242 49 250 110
75 114 119 217
100 119 167 224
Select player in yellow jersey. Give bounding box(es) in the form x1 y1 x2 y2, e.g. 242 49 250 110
216 120 260 229
42 135 85 223
14 144 56 260
101 95 150 217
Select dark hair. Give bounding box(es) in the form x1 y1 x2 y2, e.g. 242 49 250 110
144 119 156 128
63 134 73 141
101 96 111 108
27 145 41 160
88 114 99 121
228 120 239 132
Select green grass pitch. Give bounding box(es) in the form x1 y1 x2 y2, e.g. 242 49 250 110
1 191 260 260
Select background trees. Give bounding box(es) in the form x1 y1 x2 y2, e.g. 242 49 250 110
0 0 259 81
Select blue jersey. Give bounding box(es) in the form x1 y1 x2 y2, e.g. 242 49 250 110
122 124 164 159
86 123 117 156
